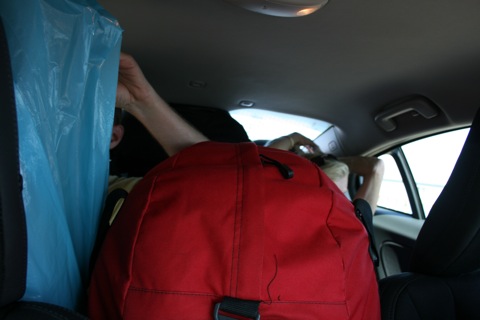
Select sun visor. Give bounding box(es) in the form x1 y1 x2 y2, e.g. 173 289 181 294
0 0 122 310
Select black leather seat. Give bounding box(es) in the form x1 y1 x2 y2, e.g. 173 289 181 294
0 18 88 320
379 107 480 319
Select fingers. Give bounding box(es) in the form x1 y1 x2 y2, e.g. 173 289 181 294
116 52 155 112
266 132 321 157
288 132 320 153
119 52 137 70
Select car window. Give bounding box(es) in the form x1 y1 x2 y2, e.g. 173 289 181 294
230 108 331 141
377 128 470 217
231 108 470 219
377 154 412 214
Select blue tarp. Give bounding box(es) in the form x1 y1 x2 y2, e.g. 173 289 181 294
0 0 122 310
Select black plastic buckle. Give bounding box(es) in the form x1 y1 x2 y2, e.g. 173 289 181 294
213 298 261 320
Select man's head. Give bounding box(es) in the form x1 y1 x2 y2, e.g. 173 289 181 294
310 154 349 193
320 159 350 194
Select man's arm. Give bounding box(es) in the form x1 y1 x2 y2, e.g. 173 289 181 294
265 132 320 155
116 53 208 156
339 156 385 212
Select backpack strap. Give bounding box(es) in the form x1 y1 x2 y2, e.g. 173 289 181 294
353 198 379 268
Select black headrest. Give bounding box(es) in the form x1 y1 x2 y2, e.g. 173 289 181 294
110 104 251 177
410 108 480 276
0 17 27 306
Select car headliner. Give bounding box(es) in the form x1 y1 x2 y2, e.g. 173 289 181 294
99 0 480 155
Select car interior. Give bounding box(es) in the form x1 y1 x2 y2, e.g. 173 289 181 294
1 0 480 319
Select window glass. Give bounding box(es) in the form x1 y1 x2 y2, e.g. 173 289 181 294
377 128 469 216
230 108 331 141
377 154 412 214
402 128 469 215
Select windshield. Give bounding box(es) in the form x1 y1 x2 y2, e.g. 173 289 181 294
230 108 331 141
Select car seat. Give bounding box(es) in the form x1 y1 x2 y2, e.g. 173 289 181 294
379 107 480 319
0 18 88 320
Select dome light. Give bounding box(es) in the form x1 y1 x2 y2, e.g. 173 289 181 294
225 0 329 18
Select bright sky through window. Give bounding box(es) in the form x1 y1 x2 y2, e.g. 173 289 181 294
230 108 331 141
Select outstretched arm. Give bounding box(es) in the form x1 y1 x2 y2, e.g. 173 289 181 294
339 156 384 212
265 132 320 155
116 52 208 156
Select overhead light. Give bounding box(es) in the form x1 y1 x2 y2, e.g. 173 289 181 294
238 100 255 107
296 7 318 16
224 0 329 18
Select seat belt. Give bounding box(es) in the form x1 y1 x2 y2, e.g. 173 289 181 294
353 199 379 269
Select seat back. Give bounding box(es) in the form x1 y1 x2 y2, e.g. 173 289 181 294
0 17 27 308
379 107 480 319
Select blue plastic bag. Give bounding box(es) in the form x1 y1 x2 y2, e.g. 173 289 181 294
0 0 122 310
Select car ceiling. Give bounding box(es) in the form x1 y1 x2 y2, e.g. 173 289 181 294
98 0 480 155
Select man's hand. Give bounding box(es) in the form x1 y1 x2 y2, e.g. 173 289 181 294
266 132 320 156
114 53 208 156
116 52 157 115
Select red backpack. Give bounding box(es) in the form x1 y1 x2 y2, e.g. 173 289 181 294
89 142 380 319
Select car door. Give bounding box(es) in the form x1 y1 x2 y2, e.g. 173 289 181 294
372 128 470 278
